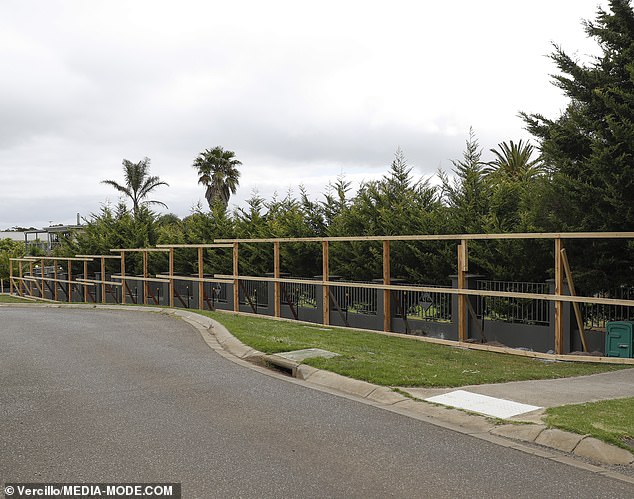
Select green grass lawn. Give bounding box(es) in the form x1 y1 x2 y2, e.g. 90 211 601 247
199 310 628 387
0 294 32 303
545 398 634 452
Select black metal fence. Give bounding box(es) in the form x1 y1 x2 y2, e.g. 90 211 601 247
14 264 634 354
238 279 269 309
582 286 634 329
330 284 378 315
281 281 318 309
395 286 452 322
475 279 550 326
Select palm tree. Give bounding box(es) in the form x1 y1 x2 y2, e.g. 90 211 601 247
102 157 169 216
483 140 544 182
193 146 241 210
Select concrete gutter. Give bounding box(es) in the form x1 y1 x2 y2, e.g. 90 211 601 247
5 302 634 481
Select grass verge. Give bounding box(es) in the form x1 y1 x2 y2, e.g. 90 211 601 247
545 398 634 452
198 310 628 387
0 294 32 303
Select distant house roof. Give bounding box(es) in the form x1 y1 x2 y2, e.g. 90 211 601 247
43 224 83 233
1 223 84 250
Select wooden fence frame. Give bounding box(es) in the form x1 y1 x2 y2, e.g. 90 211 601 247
9 256 95 303
75 254 122 304
8 231 634 362
213 232 634 355
153 244 234 309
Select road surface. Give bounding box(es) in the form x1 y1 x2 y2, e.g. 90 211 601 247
1 307 632 498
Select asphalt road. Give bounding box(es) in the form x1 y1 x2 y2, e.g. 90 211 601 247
1 307 633 498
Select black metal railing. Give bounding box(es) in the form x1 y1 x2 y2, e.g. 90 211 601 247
330 284 378 315
476 280 550 326
238 279 268 308
281 281 317 309
582 286 634 329
395 285 452 322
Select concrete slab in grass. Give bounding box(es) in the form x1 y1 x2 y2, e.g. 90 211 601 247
275 348 340 362
424 390 541 419
573 437 634 465
535 428 584 453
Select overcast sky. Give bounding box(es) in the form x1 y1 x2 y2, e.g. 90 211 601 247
0 0 606 229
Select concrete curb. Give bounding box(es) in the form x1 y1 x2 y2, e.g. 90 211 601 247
6 303 634 475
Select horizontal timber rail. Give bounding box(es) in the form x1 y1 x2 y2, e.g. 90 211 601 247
10 257 94 262
14 276 95 286
215 231 634 243
110 248 171 253
156 243 234 249
213 231 634 359
212 274 634 308
76 278 122 286
111 275 170 283
156 274 233 284
75 254 122 259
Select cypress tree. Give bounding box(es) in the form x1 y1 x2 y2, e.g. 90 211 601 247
522 0 634 231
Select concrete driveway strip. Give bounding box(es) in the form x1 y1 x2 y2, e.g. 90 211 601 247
1 307 633 498
403 367 634 408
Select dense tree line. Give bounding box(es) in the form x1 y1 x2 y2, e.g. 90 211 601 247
48 0 634 294
53 137 555 287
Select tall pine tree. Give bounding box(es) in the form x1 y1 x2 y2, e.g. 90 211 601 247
522 0 634 231
521 0 634 291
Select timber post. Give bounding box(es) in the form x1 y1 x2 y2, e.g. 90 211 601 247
198 247 204 311
143 250 149 305
233 242 239 312
67 259 73 303
274 241 281 317
120 252 126 305
168 248 174 307
41 258 46 299
29 260 34 297
322 241 329 325
83 259 89 302
554 238 564 354
383 240 391 332
101 257 106 304
457 240 468 342
18 260 24 296
53 259 58 301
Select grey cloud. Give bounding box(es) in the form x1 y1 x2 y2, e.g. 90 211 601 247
1 0 575 228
